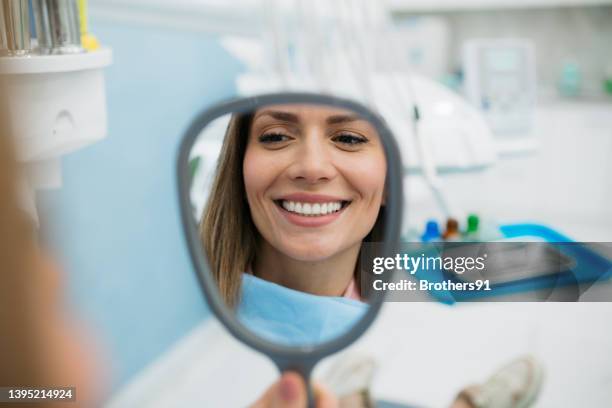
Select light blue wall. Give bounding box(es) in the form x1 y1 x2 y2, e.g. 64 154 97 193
39 20 244 389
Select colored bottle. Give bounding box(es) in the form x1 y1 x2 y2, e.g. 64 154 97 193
465 214 480 241
421 219 441 242
604 63 612 96
443 218 461 241
558 62 581 97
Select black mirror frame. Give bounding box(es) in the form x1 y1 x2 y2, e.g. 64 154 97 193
176 92 403 388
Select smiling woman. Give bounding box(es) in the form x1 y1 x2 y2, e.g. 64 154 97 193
181 97 398 349
200 104 387 309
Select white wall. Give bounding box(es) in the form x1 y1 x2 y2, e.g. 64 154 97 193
395 6 612 97
408 98 612 241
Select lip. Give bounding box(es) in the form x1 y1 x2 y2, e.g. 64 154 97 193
275 193 350 203
273 197 350 228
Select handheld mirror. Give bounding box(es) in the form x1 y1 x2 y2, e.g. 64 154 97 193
177 93 403 403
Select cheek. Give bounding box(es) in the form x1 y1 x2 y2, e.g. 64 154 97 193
344 154 387 203
243 148 272 200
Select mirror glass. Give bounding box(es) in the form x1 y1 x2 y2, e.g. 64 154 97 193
186 102 389 347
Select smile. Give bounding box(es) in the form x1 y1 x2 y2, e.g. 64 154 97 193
272 194 352 227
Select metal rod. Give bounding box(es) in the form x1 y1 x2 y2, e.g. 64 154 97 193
1 0 31 56
32 0 82 54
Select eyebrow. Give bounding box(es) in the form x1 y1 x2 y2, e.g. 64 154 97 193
254 110 299 123
325 114 362 125
254 110 364 126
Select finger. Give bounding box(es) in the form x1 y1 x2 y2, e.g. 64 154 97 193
312 381 339 408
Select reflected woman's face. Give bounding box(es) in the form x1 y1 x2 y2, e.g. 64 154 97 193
243 104 386 262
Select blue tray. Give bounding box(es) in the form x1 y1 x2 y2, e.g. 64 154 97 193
411 223 612 304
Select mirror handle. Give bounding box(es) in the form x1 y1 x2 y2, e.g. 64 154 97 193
306 382 315 408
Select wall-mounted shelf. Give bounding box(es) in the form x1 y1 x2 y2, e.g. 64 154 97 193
1 49 112 198
1 48 112 163
0 48 111 74
389 0 612 12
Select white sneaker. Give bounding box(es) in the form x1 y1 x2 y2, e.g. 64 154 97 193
460 355 544 408
321 352 377 408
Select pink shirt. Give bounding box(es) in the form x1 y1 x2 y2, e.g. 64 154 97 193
342 278 362 301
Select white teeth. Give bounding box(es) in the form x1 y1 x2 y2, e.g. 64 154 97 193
303 203 312 215
280 200 346 216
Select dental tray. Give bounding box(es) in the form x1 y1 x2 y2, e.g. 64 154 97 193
452 241 576 286
417 223 612 303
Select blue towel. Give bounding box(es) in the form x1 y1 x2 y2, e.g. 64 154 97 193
237 274 368 346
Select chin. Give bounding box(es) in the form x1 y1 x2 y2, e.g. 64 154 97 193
281 242 342 262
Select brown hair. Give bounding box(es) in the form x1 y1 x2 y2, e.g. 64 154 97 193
200 112 386 307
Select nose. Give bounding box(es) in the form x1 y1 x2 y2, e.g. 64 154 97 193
286 134 336 184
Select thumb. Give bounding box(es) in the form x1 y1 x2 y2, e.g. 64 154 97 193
272 372 307 408
251 372 308 408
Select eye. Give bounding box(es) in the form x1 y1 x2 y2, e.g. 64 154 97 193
332 133 369 147
258 132 292 144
